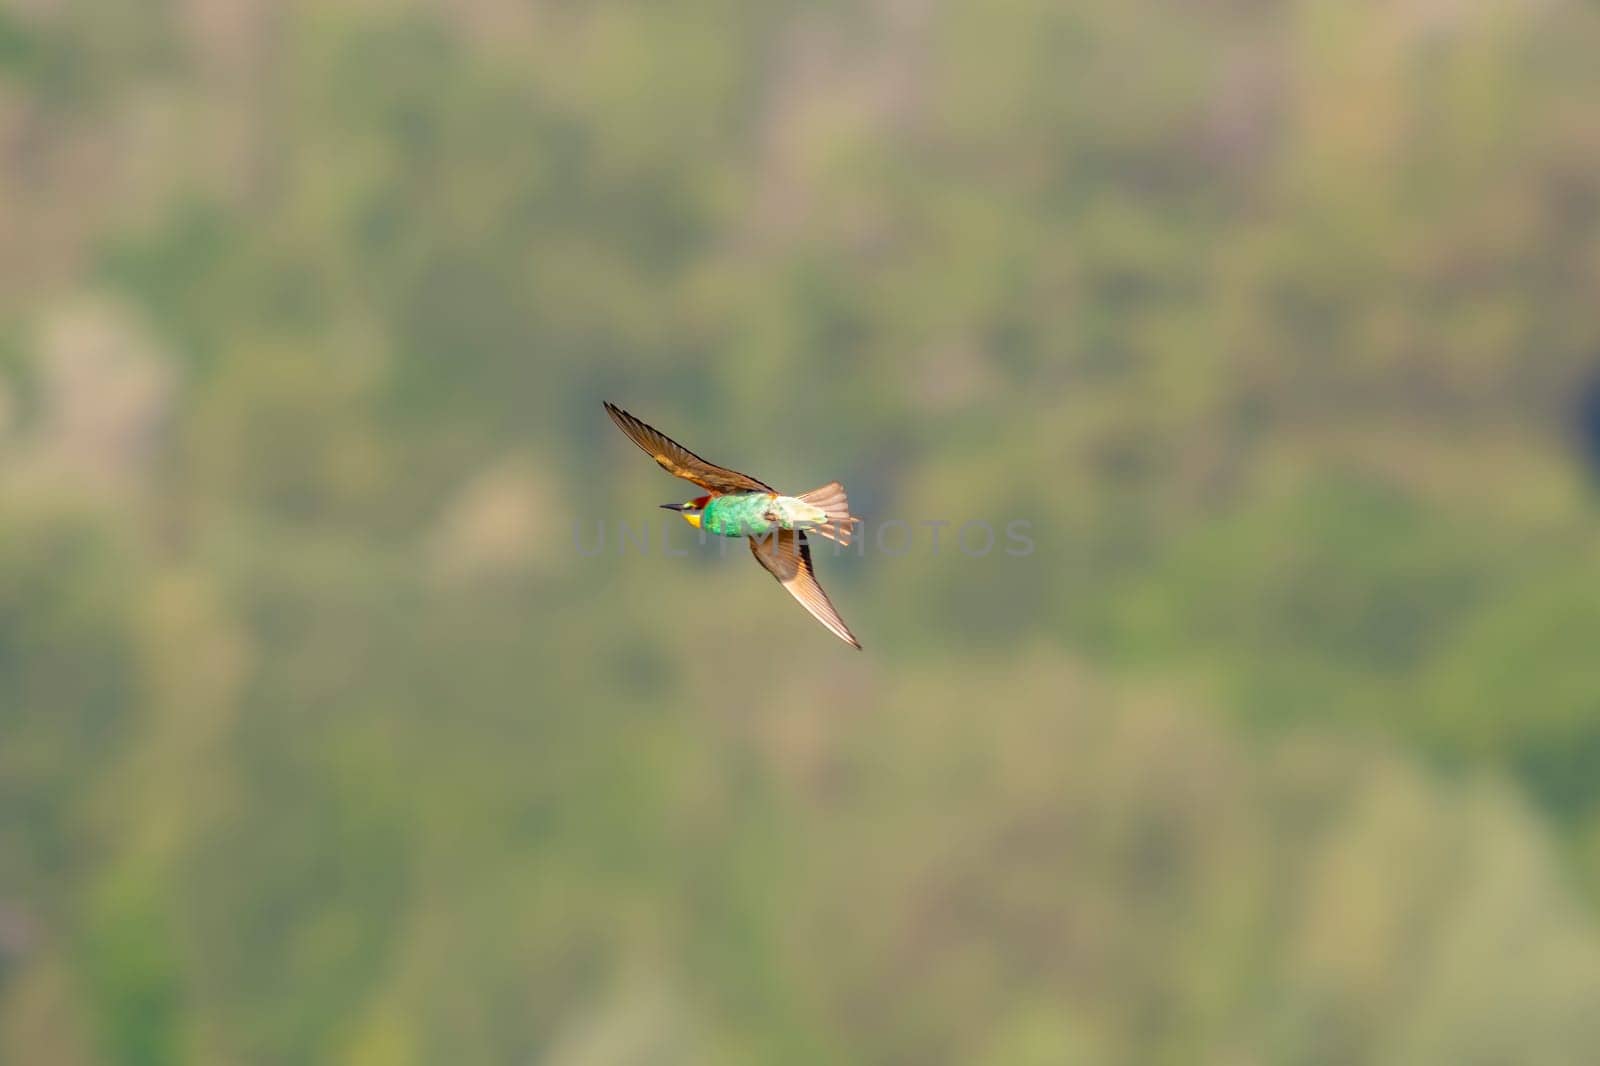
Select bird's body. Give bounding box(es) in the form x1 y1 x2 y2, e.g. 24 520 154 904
699 493 829 538
603 401 862 649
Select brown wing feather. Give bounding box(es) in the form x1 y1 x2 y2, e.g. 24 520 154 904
749 530 862 649
604 402 774 494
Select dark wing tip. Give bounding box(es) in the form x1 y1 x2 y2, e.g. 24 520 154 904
603 401 644 436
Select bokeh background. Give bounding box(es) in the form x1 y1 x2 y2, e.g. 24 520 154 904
5 0 1600 1062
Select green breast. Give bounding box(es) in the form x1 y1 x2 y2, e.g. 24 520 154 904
702 494 775 538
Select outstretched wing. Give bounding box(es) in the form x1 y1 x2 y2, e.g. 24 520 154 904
749 530 861 649
604 402 774 495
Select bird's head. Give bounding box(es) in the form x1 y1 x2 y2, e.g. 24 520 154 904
660 495 711 529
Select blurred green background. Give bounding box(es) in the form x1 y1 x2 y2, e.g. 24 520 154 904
5 0 1600 1062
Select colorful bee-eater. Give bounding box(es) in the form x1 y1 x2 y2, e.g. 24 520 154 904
604 401 862 649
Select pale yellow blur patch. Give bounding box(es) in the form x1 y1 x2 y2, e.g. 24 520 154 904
429 455 558 583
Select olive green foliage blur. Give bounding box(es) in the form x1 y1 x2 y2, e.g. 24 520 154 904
4 1 1600 1063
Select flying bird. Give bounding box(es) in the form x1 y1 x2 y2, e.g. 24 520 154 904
603 401 862 649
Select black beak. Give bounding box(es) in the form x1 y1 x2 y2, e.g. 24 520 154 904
660 503 687 512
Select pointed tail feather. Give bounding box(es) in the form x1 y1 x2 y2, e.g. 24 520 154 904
798 482 860 545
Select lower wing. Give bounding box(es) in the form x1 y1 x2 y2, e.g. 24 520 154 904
748 530 861 649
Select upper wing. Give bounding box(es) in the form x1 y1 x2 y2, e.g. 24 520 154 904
604 402 774 494
749 530 861 649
